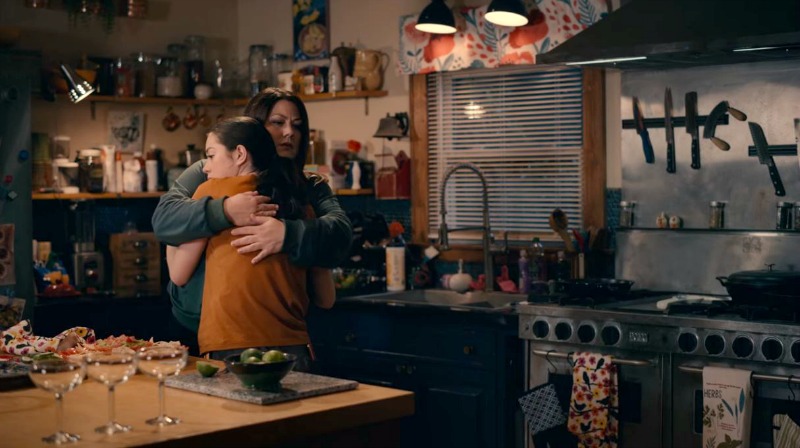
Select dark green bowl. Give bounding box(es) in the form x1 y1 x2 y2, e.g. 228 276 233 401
223 353 296 392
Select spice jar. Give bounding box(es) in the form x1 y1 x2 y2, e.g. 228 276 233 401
78 149 104 193
776 201 793 230
619 201 635 228
709 201 725 229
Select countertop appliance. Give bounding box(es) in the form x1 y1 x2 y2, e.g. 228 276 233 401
0 72 34 319
518 291 800 448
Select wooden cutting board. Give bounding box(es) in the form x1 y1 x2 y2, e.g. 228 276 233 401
166 370 358 405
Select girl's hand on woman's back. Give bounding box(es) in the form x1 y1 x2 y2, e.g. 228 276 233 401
224 191 278 226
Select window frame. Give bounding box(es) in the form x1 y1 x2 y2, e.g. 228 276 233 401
409 67 606 261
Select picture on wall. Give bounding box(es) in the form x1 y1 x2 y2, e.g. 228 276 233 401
293 0 329 61
107 110 144 153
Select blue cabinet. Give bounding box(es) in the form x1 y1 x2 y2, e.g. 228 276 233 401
307 304 523 448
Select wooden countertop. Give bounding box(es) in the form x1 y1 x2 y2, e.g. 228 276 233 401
0 359 414 447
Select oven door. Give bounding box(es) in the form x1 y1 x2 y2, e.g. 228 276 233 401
526 341 668 448
673 355 800 448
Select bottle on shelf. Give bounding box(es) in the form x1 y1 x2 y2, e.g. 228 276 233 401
529 237 547 294
328 55 343 94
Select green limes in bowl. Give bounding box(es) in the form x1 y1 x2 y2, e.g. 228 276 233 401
262 350 287 363
239 348 263 363
196 361 220 378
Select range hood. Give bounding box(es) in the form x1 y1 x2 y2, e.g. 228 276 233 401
537 0 800 69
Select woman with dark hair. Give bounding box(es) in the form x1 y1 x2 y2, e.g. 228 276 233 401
152 88 351 362
166 117 334 366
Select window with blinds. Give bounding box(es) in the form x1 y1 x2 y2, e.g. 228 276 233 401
426 65 584 243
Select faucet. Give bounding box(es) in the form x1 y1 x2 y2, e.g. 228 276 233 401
438 162 494 292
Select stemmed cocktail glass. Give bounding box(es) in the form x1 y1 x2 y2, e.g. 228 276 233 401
84 352 137 434
28 358 86 444
136 346 188 426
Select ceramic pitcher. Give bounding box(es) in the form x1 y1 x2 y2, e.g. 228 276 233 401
354 49 389 91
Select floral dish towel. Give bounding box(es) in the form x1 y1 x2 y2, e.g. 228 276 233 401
567 352 619 447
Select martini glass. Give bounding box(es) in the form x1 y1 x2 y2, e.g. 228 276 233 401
136 346 188 426
84 352 137 434
28 358 85 444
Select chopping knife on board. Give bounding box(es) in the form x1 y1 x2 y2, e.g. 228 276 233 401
703 100 748 151
685 91 701 169
748 122 786 197
664 88 676 173
632 96 655 164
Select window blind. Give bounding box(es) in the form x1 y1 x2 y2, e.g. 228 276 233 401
426 65 584 242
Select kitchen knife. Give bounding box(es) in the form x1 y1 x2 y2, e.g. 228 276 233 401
749 122 786 197
664 88 676 173
685 92 700 169
632 96 655 164
703 101 731 151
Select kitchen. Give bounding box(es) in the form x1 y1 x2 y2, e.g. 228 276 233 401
1 0 800 447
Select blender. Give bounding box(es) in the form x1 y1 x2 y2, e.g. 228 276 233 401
69 201 105 291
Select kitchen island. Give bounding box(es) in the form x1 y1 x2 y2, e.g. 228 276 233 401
0 359 414 447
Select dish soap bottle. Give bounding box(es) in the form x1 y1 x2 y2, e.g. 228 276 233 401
385 221 406 292
518 249 530 294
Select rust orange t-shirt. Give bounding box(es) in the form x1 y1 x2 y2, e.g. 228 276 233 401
193 174 310 354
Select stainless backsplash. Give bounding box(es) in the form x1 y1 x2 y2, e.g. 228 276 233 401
620 60 800 230
616 229 800 294
616 60 800 293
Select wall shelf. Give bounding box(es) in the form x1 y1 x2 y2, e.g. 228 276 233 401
47 90 388 118
32 192 164 200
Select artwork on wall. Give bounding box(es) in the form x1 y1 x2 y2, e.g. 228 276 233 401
398 0 608 75
107 110 144 153
293 0 329 61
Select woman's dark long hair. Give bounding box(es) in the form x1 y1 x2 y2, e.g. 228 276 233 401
243 87 310 183
209 117 305 219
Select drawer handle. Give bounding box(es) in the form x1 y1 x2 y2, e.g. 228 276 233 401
134 257 148 266
134 274 149 283
463 345 475 355
133 241 149 249
531 348 652 367
344 332 356 343
395 364 415 375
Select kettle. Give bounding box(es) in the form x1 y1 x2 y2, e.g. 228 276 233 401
182 144 205 166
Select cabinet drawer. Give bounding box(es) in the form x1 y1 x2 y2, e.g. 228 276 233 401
390 323 496 365
109 233 159 255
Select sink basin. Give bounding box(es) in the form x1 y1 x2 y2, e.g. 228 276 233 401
340 289 523 312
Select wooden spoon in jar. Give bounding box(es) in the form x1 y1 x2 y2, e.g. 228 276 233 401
549 208 576 252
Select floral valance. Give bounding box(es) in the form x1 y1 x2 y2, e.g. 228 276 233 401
398 0 608 75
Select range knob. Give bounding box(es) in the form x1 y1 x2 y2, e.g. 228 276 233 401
601 325 620 346
678 332 698 353
577 324 596 343
554 322 572 341
732 336 754 359
761 338 783 361
791 340 800 363
532 320 549 339
704 334 725 355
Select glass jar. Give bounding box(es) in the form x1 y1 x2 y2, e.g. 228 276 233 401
248 44 272 96
166 43 188 97
619 201 635 228
268 53 292 87
776 201 793 230
78 149 104 193
131 52 157 97
794 202 800 231
184 35 206 96
156 57 182 97
114 57 135 97
709 201 725 229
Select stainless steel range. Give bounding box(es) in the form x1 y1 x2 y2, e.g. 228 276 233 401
518 294 800 448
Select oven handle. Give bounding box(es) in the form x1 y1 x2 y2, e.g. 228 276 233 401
532 349 653 367
678 365 800 384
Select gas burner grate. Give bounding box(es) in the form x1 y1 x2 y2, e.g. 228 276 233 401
667 301 800 322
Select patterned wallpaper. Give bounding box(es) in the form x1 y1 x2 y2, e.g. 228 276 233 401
398 0 607 75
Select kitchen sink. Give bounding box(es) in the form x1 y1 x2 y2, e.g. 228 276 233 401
339 289 523 312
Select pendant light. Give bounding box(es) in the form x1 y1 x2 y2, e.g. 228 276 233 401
485 0 528 27
60 64 95 103
415 0 456 34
